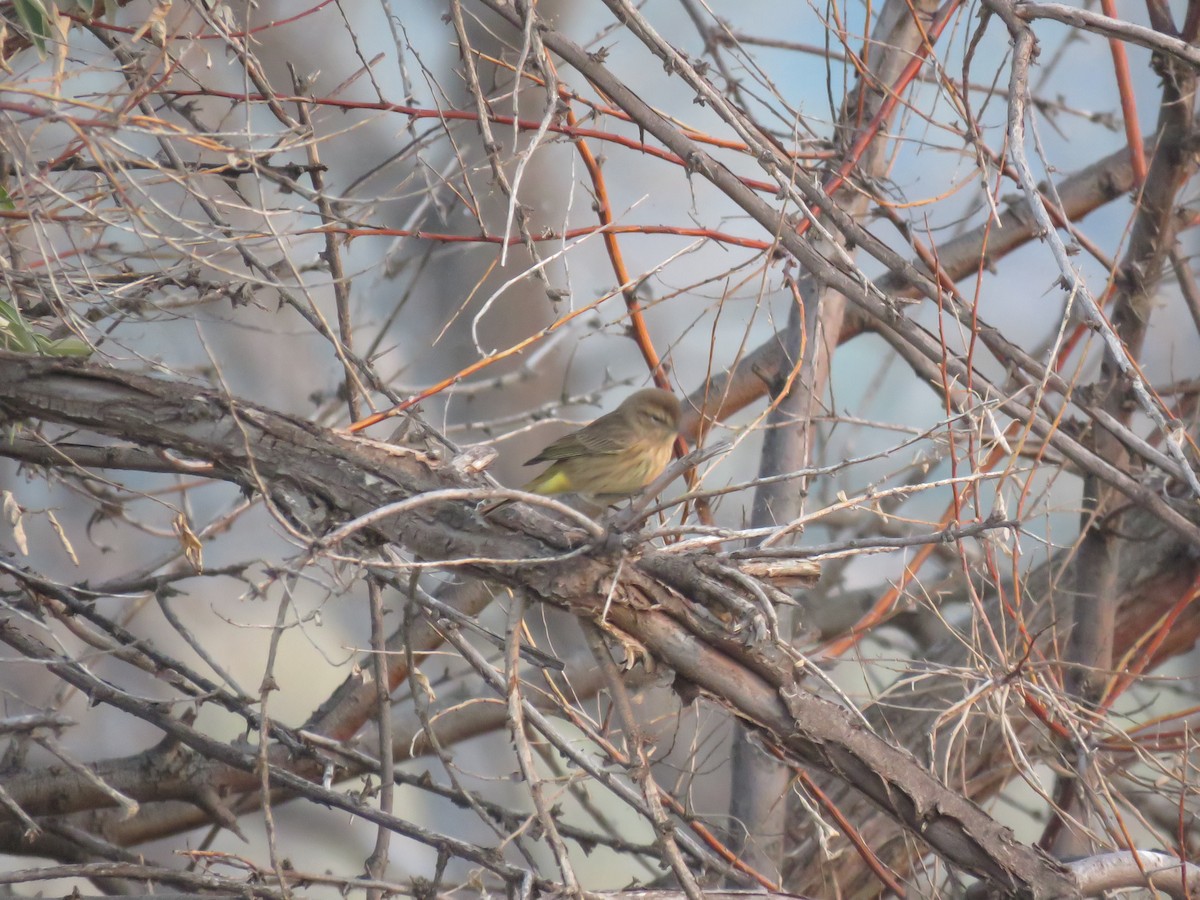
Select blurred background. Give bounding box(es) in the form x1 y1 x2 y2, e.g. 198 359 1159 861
1 0 1198 896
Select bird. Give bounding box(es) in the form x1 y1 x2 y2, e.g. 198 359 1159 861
483 387 682 512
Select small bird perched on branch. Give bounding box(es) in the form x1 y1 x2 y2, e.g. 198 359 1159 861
482 387 682 513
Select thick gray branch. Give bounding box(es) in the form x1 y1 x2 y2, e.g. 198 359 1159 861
0 354 1075 897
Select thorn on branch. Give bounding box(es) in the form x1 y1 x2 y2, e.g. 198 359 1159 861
195 785 248 842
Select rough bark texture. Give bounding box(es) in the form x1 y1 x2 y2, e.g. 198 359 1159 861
0 353 1078 897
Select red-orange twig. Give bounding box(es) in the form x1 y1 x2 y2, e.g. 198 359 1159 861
654 790 782 891
796 770 908 897
162 90 784 195
1103 573 1200 708
1101 0 1148 185
562 99 666 384
65 0 339 40
819 0 965 202
346 295 609 432
307 224 772 252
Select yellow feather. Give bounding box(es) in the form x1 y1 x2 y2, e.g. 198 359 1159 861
523 466 574 496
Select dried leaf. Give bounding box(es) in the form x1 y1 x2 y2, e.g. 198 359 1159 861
0 21 11 76
45 509 78 565
2 491 18 525
411 668 435 703
3 491 27 555
174 512 203 573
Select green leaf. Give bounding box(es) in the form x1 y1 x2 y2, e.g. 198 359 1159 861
34 335 93 358
12 0 50 57
0 300 38 353
0 299 91 357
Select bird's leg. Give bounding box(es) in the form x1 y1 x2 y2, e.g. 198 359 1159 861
590 551 656 671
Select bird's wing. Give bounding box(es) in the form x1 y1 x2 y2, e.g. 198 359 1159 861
524 413 629 464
